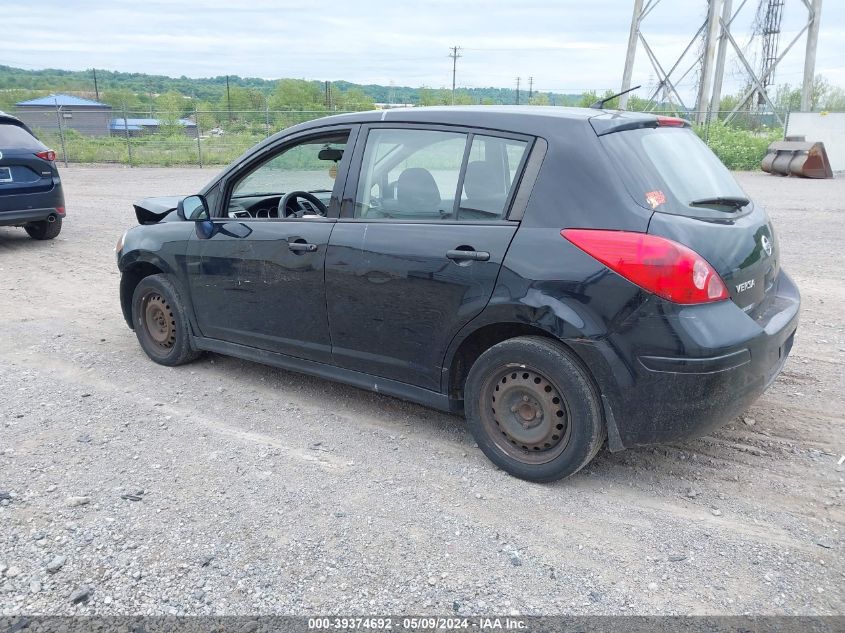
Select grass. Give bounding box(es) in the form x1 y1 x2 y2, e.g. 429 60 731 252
694 123 783 171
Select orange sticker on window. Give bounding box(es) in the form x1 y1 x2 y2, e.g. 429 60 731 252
645 190 666 209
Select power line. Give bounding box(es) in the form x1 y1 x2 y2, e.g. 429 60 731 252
515 77 521 105
528 76 533 100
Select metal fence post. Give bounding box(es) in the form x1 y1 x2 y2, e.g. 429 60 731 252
195 108 203 168
54 101 68 167
122 106 133 167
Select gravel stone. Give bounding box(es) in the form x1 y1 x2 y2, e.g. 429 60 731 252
69 585 93 604
46 555 67 574
0 169 840 616
65 496 91 507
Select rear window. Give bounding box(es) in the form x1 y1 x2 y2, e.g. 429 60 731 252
0 123 44 150
600 127 747 218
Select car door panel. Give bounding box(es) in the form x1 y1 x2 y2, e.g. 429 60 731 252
184 125 357 363
325 221 516 390
186 219 335 362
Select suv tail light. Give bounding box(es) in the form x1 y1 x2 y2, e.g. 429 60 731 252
36 150 56 161
562 229 729 304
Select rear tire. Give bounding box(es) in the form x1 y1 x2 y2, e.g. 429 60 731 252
131 274 199 366
25 217 62 240
464 336 605 483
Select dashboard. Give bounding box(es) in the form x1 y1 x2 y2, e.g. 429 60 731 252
226 191 333 219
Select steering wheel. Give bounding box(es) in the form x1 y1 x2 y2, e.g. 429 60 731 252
278 191 328 218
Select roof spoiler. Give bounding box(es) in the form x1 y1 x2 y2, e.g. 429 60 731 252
589 112 692 136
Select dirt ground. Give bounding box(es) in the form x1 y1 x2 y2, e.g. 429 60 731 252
0 166 842 616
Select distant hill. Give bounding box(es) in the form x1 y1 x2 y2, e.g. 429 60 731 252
0 65 581 110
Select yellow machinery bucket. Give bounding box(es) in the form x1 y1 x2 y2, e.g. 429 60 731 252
761 140 833 179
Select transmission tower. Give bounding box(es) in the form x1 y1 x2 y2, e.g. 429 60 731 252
757 0 786 105
619 0 823 121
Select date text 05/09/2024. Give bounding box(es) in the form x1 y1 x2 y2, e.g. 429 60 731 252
307 617 527 630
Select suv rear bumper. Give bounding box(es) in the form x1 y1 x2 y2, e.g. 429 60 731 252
0 206 65 226
0 183 65 226
572 271 800 449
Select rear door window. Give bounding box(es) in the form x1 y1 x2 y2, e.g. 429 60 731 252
354 128 529 221
600 127 748 218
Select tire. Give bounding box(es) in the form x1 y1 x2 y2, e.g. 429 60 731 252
24 217 62 240
464 336 605 483
131 274 199 366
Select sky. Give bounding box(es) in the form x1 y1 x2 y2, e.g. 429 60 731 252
1 0 843 104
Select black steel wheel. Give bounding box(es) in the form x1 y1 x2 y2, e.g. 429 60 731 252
131 274 199 366
465 336 605 482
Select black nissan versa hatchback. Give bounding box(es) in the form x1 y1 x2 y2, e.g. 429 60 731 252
116 106 799 482
0 112 65 239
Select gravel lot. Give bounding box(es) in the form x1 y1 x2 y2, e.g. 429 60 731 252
0 167 842 616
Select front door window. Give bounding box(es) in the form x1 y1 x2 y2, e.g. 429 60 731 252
224 131 349 219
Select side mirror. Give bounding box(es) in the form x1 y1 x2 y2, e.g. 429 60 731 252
177 195 209 221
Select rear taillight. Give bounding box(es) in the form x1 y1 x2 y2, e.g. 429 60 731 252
561 229 729 304
35 150 56 161
656 115 689 128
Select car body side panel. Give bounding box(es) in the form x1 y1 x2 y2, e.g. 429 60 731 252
326 221 517 390
184 218 336 363
117 222 198 326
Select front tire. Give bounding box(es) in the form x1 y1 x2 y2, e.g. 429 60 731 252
464 336 605 483
131 274 199 366
25 217 62 240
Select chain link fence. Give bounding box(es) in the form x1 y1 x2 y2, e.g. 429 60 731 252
25 107 355 168
23 105 789 170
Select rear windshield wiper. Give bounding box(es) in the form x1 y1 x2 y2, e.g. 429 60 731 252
689 196 750 210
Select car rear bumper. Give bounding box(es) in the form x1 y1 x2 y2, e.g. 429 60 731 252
0 206 65 226
571 271 800 449
0 183 65 226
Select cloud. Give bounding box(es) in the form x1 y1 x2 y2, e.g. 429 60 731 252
0 0 841 100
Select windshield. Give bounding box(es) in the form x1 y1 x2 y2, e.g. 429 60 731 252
600 127 748 217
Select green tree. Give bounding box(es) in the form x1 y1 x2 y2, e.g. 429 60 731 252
418 87 450 106
822 86 845 111
155 90 188 134
99 88 142 111
219 85 266 112
268 79 324 110
773 84 801 112
334 87 375 111
528 93 550 106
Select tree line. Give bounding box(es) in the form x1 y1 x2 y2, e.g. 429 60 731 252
2 64 843 119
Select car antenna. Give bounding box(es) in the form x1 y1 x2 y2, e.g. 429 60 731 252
589 85 641 110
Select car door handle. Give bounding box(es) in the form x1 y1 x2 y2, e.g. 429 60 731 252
446 249 490 262
289 242 317 253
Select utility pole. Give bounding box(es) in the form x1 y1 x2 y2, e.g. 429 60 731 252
515 77 521 105
225 75 232 121
448 46 462 104
92 68 99 101
528 76 534 101
801 0 822 112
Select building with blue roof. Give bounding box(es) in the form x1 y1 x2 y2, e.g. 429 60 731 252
110 117 197 138
15 93 112 136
